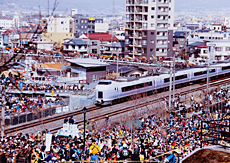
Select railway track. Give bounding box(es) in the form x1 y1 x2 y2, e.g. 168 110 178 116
4 77 230 135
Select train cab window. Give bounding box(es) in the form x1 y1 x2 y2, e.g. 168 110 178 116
98 91 103 98
98 81 112 85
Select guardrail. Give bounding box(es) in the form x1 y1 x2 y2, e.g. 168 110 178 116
1 104 69 126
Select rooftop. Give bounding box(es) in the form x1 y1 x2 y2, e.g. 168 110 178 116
82 32 119 41
63 38 87 46
66 58 109 68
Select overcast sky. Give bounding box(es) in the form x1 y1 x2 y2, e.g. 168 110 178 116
3 0 230 14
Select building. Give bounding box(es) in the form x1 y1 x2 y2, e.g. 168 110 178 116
125 0 175 59
107 64 148 77
81 38 100 54
173 31 189 56
66 58 108 83
104 42 125 57
79 32 119 54
0 16 13 29
63 38 87 54
41 16 75 48
73 14 103 38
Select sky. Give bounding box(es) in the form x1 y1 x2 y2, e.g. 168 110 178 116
2 0 230 15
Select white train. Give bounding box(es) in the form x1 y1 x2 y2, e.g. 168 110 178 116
95 62 230 105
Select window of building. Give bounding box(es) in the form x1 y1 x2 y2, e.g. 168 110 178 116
143 40 147 45
70 21 72 24
151 7 155 10
61 21 64 24
85 20 87 23
70 28 73 32
66 34 68 36
85 26 87 28
152 0 155 2
151 15 154 19
150 49 153 52
215 47 222 51
226 47 230 51
169 7 171 11
151 32 154 35
93 75 97 81
151 40 154 43
151 23 154 27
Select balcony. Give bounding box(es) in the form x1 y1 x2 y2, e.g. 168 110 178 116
157 36 168 40
158 3 169 7
157 11 168 15
157 28 168 31
156 52 167 57
157 19 168 23
156 44 167 48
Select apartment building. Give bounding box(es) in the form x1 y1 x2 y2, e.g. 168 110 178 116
125 0 175 59
72 14 103 38
41 16 75 48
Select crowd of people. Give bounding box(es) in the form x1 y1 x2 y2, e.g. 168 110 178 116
0 101 229 163
1 72 230 163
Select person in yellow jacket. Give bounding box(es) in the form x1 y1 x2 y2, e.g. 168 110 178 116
89 139 101 161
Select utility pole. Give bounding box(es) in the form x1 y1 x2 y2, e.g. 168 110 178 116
169 64 172 111
1 85 5 140
173 55 175 105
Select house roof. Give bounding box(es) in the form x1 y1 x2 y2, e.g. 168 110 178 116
66 58 109 68
188 42 205 47
173 31 189 38
104 42 124 48
63 38 87 46
83 32 119 41
107 64 147 74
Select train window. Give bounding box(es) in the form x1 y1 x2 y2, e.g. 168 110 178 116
42 77 45 81
194 71 207 76
164 78 170 83
210 69 215 73
98 91 103 98
222 66 230 71
121 81 152 92
98 81 112 85
115 88 116 90
35 77 38 80
175 74 187 80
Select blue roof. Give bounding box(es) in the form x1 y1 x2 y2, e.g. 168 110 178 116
187 42 204 47
63 38 87 46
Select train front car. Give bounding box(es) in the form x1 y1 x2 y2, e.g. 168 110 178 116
95 80 116 105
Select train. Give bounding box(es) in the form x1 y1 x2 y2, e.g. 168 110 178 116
95 62 230 105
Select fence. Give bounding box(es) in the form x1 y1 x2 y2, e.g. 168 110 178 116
0 104 69 126
0 149 32 163
201 119 230 148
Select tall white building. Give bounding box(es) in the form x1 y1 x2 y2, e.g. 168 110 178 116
0 17 13 29
125 0 175 58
